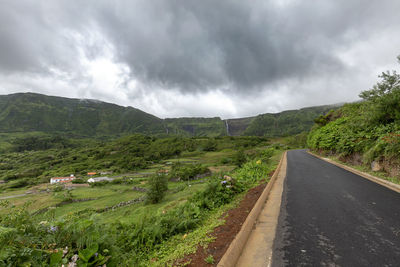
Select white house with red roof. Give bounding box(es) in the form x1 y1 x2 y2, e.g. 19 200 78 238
50 174 75 184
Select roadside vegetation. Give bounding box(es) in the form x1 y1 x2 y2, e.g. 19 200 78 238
0 133 284 266
308 55 400 184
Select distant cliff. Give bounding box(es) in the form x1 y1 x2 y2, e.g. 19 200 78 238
0 92 339 137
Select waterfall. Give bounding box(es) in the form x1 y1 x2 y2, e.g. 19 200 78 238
225 120 230 136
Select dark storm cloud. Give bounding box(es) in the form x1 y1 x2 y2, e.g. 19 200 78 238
92 0 342 91
0 0 399 117
0 2 73 73
89 0 400 92
1 0 399 89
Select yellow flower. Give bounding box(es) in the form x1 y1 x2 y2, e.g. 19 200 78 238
256 160 262 164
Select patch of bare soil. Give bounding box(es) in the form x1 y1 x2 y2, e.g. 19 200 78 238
338 152 363 166
381 158 400 177
175 170 275 266
327 150 400 179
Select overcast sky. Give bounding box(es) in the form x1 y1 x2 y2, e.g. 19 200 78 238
0 0 399 118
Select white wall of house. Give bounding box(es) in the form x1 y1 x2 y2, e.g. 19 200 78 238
50 175 75 184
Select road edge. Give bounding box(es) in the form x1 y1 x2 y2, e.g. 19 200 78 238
307 150 400 193
217 151 287 267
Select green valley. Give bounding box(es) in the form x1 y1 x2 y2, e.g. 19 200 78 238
0 87 340 266
0 134 284 266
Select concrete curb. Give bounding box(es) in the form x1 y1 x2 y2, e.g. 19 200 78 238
218 151 287 267
308 151 400 193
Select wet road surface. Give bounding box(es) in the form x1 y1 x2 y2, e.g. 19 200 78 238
272 150 400 266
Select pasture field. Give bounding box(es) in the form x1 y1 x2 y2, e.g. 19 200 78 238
0 135 285 266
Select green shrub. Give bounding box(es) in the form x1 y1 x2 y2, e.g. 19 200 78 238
220 157 232 164
192 179 235 210
8 179 29 188
52 185 64 192
0 202 113 266
203 139 217 151
110 179 124 184
72 178 86 184
3 174 17 181
146 173 168 204
78 243 110 267
260 147 275 162
233 149 246 167
169 163 210 181
89 181 110 187
234 159 272 187
205 255 214 264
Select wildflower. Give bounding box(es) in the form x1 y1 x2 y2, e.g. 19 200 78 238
256 160 262 164
63 247 68 256
223 175 232 181
69 254 79 265
182 233 187 239
221 180 227 184
48 226 58 233
39 221 48 225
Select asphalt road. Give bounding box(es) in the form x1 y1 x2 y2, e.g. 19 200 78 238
272 149 400 266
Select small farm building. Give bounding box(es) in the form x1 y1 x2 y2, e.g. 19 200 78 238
50 175 75 184
87 177 114 183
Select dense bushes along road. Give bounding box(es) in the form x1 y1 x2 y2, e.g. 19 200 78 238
308 55 400 181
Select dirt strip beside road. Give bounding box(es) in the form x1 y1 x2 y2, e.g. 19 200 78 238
218 151 287 267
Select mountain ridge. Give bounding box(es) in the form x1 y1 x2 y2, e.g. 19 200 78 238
0 92 340 137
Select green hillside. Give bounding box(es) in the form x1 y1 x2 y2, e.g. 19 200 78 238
0 92 337 138
0 93 166 136
308 56 400 182
225 117 255 136
165 107 337 137
243 105 338 137
165 117 226 137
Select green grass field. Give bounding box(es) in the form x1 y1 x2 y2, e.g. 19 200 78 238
0 148 237 218
0 142 281 219
0 134 285 266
